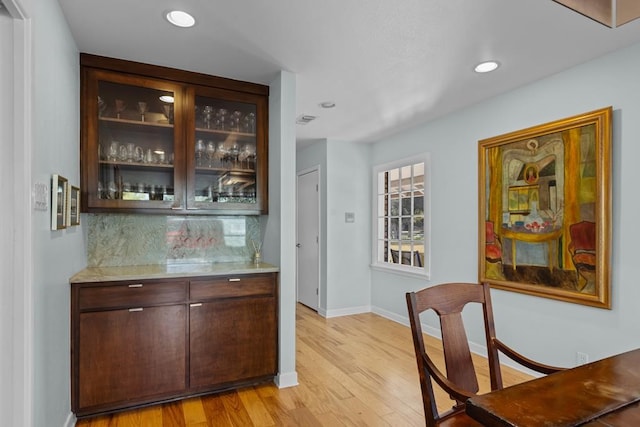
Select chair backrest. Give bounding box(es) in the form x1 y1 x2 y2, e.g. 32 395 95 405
569 221 596 251
406 282 504 425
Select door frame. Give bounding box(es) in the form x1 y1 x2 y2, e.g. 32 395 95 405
3 0 33 425
296 165 321 312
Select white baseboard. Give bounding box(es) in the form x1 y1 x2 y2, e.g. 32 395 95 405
275 371 299 388
64 412 76 427
323 305 371 318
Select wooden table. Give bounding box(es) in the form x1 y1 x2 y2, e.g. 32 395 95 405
466 348 640 426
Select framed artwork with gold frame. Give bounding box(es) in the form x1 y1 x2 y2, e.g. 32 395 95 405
478 107 612 308
51 174 68 231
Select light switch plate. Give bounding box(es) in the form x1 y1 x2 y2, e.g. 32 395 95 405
33 181 49 211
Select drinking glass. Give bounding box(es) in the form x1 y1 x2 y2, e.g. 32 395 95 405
217 108 228 130
137 102 148 122
114 99 126 119
205 141 216 168
195 139 206 167
202 106 214 129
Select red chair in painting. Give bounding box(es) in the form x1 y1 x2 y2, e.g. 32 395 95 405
568 221 596 292
485 221 502 264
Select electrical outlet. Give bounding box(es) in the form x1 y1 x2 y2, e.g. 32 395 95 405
576 351 589 366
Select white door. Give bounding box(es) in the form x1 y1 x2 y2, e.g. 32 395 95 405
296 168 319 310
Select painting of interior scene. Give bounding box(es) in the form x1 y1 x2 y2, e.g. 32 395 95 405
483 124 597 294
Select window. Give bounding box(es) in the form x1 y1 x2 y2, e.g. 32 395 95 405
372 154 430 278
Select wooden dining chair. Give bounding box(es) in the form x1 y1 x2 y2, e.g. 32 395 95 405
406 282 564 426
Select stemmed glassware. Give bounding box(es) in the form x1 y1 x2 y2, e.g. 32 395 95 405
216 142 228 167
242 112 256 133
202 106 214 129
114 99 126 119
238 144 252 169
217 108 228 130
195 139 206 167
137 102 148 122
205 141 216 168
162 104 174 124
229 144 240 168
98 96 107 117
231 110 242 132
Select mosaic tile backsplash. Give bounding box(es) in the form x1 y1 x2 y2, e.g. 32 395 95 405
87 214 261 267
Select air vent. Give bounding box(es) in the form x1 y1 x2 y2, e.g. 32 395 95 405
296 114 317 125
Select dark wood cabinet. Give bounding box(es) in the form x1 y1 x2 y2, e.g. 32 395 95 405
80 54 269 215
71 272 278 418
189 275 277 389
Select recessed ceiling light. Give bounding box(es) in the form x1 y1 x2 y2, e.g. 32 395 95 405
166 10 195 28
319 101 336 109
474 61 500 73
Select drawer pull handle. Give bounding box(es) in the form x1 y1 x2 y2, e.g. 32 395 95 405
128 308 143 312
190 303 203 308
228 278 241 282
128 284 143 288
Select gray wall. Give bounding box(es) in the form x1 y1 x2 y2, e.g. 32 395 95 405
370 42 640 368
32 0 84 425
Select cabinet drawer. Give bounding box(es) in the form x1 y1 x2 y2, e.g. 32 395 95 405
78 280 188 310
190 274 275 301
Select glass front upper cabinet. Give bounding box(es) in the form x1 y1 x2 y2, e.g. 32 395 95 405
83 69 185 212
81 54 269 215
186 86 267 213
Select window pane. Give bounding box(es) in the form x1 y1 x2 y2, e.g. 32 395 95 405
390 196 399 217
388 169 399 193
390 217 399 239
401 217 411 239
401 192 412 215
413 195 424 215
413 216 424 239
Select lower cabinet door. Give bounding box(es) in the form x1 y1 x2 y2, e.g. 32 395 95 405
77 304 187 411
189 296 277 389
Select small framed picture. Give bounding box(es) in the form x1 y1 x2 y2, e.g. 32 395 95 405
51 174 68 230
69 185 80 226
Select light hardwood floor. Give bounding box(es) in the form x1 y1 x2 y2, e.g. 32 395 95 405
76 303 533 426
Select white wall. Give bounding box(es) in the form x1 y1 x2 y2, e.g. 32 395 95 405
264 70 298 387
370 42 640 368
31 0 84 425
297 140 371 316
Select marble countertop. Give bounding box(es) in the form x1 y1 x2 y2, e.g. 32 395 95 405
70 262 279 283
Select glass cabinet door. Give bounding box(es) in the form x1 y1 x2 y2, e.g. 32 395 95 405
187 87 267 213
84 70 185 211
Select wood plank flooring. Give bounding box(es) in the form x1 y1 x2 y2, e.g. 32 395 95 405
76 303 533 426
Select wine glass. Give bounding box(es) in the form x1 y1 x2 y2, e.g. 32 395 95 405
216 142 228 167
239 144 251 169
137 102 148 122
195 139 206 167
217 108 228 130
114 99 126 119
229 144 240 168
98 96 107 117
245 112 256 134
205 141 216 168
202 106 214 129
162 104 174 124
231 110 242 132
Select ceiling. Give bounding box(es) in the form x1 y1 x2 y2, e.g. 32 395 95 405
57 0 640 147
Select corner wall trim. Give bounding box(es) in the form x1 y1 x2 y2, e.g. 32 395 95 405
275 371 299 389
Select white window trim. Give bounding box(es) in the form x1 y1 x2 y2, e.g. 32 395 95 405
371 153 431 279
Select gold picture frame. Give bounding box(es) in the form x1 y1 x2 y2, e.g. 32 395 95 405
51 174 69 231
478 107 612 308
69 185 80 226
